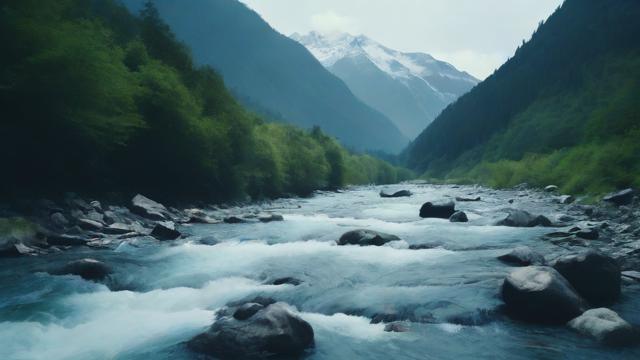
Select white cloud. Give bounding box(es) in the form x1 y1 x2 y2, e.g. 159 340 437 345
432 50 510 80
310 11 358 34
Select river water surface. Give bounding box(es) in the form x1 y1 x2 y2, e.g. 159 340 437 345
1 184 639 359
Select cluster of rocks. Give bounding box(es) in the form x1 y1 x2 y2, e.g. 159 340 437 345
499 248 638 346
0 193 285 258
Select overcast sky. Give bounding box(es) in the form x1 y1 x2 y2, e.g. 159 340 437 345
240 0 564 79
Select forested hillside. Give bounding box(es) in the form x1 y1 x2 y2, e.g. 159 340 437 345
0 0 412 202
406 0 640 194
122 0 409 153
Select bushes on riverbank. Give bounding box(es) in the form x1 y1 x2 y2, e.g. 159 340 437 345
0 0 412 202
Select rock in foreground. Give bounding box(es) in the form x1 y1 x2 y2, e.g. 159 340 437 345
419 201 456 219
51 258 112 281
568 308 638 346
337 229 400 246
498 246 546 266
496 210 552 227
553 250 621 306
188 302 314 359
449 211 469 223
150 221 181 240
501 266 585 324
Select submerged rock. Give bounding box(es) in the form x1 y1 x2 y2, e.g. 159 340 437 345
259 213 284 223
568 308 638 346
130 194 169 220
271 277 302 286
384 322 410 332
380 190 412 198
498 246 546 266
188 302 314 359
496 210 552 227
501 266 585 324
224 216 247 224
455 196 481 202
553 250 621 306
337 229 400 246
419 201 456 219
603 189 634 206
575 228 599 240
52 258 112 281
449 211 469 223
150 221 181 240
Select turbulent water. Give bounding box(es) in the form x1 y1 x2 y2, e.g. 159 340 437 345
1 184 639 360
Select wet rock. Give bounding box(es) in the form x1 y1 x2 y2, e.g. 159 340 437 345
603 189 634 206
380 190 412 198
224 216 247 224
576 228 599 240
501 266 585 324
130 194 169 220
337 229 400 246
52 258 112 281
46 234 88 246
553 250 621 306
449 211 469 223
259 213 284 223
455 196 481 202
496 210 552 227
233 303 264 320
188 302 314 359
621 271 640 282
77 218 104 231
545 231 573 239
272 277 302 286
50 212 69 229
197 235 219 246
65 195 92 212
545 185 559 192
102 223 135 235
384 322 410 332
84 210 105 224
419 201 456 219
150 221 181 240
556 195 575 204
409 242 443 250
0 243 40 257
568 308 638 346
498 246 546 266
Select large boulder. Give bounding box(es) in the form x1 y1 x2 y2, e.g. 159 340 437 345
130 194 169 220
188 302 314 359
419 201 456 219
337 229 400 246
496 210 552 227
498 246 546 266
380 190 412 198
568 308 638 346
501 266 585 324
449 211 469 223
552 250 621 306
51 258 112 281
603 188 634 206
150 221 181 241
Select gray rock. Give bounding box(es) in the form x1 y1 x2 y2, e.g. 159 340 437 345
233 303 265 320
46 234 88 246
130 194 168 220
150 221 181 240
419 201 456 219
568 308 638 346
576 228 599 240
77 218 104 231
188 302 314 358
380 190 412 198
496 210 552 227
102 223 135 235
50 212 69 228
621 271 640 282
455 196 481 202
498 246 546 266
545 185 559 192
384 322 410 332
89 200 102 212
337 229 400 246
556 195 575 204
449 211 469 223
224 216 247 224
553 250 621 306
51 258 112 281
603 189 634 206
259 214 284 223
501 266 585 324
272 277 302 286
85 210 105 223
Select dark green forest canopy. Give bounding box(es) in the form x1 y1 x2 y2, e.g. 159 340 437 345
405 0 640 195
0 0 412 202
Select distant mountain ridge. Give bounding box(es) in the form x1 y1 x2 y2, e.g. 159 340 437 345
122 0 409 153
292 32 478 138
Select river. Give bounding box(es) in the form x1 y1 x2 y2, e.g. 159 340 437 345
1 184 639 359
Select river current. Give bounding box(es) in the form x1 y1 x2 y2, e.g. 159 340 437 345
1 184 639 359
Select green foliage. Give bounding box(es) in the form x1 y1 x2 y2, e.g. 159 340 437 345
0 0 412 201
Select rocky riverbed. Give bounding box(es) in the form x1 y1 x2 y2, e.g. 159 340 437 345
0 184 639 359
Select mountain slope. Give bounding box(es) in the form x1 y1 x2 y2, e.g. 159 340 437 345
406 0 640 194
292 32 478 138
122 0 408 153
